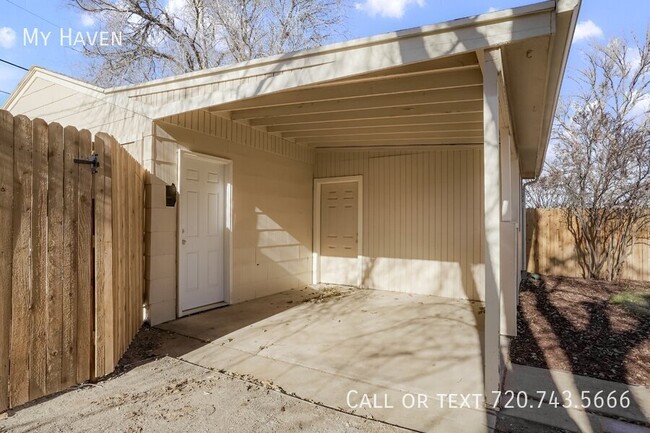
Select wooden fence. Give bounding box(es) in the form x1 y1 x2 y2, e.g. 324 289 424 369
0 110 146 411
526 208 650 281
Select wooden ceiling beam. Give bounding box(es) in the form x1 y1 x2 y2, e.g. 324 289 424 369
308 137 483 148
208 67 481 113
265 112 483 132
282 122 482 138
248 100 483 126
298 130 482 144
231 86 482 120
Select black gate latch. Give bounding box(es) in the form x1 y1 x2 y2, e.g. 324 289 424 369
74 153 100 174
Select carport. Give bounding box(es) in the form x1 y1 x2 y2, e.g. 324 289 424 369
144 0 578 413
158 286 487 432
3 0 580 427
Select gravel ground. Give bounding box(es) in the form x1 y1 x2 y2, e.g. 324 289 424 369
509 275 650 386
0 355 409 433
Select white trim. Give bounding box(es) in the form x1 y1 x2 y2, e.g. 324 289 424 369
313 175 363 287
177 150 234 318
482 48 503 408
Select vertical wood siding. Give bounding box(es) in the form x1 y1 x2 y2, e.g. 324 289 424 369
315 148 485 300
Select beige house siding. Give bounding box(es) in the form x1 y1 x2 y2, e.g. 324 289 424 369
315 148 485 301
8 77 152 144
7 76 156 172
153 112 314 305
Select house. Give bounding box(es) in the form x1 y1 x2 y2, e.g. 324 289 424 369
2 0 580 409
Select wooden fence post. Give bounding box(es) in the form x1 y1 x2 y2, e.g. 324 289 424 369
46 122 64 395
10 115 32 408
62 126 79 388
77 130 93 382
0 110 14 412
30 118 48 400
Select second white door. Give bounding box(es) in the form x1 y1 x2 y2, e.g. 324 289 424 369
319 181 359 286
179 152 226 314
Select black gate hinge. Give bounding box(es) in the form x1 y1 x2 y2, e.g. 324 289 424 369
74 153 100 174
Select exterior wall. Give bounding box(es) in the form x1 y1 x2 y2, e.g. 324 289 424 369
145 173 178 325
7 76 156 172
152 112 314 308
499 131 522 336
315 147 485 301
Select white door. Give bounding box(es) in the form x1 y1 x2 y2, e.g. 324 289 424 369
179 153 226 314
319 181 359 286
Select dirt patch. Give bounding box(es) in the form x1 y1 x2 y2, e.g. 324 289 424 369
115 326 163 368
95 325 206 384
304 284 354 303
509 275 650 386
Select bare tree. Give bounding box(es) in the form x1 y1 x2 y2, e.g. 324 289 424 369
72 0 347 86
538 32 650 281
525 173 567 208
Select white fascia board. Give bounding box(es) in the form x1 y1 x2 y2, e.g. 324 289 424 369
534 0 582 177
2 68 38 111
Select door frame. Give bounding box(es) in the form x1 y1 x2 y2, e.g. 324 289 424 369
313 175 363 287
177 150 234 317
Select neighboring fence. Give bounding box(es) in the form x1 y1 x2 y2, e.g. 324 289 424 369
526 208 650 281
0 111 145 411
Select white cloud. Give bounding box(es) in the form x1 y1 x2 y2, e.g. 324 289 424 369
0 27 16 49
629 91 650 121
486 7 498 13
127 13 144 25
80 13 96 28
636 93 650 111
626 47 642 71
355 0 425 19
573 20 603 42
166 0 186 15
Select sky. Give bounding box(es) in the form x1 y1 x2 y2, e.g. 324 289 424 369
0 0 648 107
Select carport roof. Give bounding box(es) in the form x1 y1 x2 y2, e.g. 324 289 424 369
3 0 580 177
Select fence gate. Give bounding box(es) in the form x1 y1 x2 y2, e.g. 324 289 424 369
0 110 145 411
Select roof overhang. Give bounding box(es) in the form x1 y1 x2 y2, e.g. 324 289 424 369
503 0 581 177
141 0 560 120
3 0 580 177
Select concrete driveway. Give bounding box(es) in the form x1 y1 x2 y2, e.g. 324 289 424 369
159 286 489 432
0 356 411 433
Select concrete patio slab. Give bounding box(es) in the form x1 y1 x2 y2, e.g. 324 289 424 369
158 287 490 432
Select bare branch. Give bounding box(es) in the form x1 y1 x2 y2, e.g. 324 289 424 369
527 29 650 281
71 0 348 85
